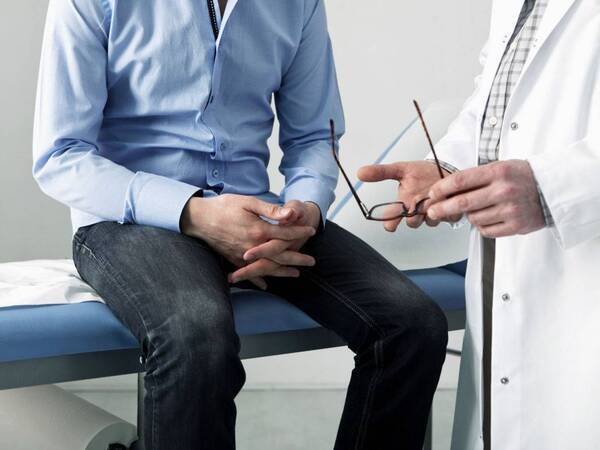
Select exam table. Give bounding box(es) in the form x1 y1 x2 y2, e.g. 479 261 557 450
0 263 466 390
0 261 466 450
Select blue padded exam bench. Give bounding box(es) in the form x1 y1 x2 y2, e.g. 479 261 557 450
0 261 466 391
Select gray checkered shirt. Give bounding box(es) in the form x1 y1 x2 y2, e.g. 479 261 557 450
479 0 554 225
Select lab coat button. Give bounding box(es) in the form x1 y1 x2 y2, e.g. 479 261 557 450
212 169 219 177
489 116 499 127
501 377 510 385
511 122 519 130
502 293 510 302
220 143 227 151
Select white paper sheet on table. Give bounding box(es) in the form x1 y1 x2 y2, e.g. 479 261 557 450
0 260 103 307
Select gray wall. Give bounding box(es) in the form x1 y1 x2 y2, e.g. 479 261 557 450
1 1 72 262
1 0 491 389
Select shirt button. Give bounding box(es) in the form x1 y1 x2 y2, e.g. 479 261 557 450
502 293 510 302
488 116 499 127
220 143 227 151
501 377 510 385
212 169 219 177
510 122 519 130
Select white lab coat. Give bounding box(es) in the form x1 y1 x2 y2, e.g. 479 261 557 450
430 0 600 448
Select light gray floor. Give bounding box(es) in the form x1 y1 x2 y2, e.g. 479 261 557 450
74 388 457 449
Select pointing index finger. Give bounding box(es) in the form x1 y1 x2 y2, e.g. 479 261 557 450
357 163 405 182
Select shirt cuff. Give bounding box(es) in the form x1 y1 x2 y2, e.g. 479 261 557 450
535 181 555 228
425 158 460 174
125 172 201 233
281 178 334 227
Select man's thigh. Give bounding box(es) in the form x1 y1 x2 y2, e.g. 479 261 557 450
72 222 235 350
265 221 446 352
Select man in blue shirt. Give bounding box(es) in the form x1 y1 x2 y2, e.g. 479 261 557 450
33 1 447 449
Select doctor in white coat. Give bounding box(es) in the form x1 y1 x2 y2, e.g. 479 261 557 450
359 0 599 448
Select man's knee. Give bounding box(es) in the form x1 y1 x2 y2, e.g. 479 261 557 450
403 298 448 360
148 305 243 377
384 289 449 356
418 300 448 350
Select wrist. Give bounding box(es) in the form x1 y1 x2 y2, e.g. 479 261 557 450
181 197 209 236
304 201 322 230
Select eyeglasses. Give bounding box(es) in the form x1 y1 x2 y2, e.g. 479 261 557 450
330 100 446 221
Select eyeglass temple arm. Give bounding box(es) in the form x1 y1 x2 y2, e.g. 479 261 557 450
413 100 445 180
329 119 370 218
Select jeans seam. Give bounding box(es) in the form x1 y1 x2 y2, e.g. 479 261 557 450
76 243 160 448
303 270 384 339
301 270 385 450
355 339 384 450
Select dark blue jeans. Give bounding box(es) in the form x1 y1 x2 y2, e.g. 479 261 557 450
73 221 447 450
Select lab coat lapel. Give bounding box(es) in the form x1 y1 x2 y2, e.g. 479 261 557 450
518 0 578 78
494 0 530 42
472 0 524 150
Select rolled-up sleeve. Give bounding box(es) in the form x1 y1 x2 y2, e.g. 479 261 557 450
32 0 199 233
275 0 344 223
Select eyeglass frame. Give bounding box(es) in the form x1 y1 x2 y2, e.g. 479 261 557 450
329 100 446 222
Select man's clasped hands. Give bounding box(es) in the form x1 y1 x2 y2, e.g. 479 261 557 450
181 195 322 289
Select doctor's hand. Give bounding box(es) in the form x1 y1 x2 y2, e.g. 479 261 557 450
181 195 316 289
427 160 546 238
357 160 454 232
228 200 321 285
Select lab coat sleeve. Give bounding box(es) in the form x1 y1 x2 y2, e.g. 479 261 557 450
32 0 200 233
527 70 600 249
425 41 491 171
528 138 600 249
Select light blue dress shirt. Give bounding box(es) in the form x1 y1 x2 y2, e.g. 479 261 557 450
33 0 344 233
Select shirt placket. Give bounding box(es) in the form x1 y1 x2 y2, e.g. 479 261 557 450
200 0 236 192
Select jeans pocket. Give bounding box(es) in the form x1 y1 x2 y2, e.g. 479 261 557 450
72 225 97 268
73 223 99 246
72 235 84 269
